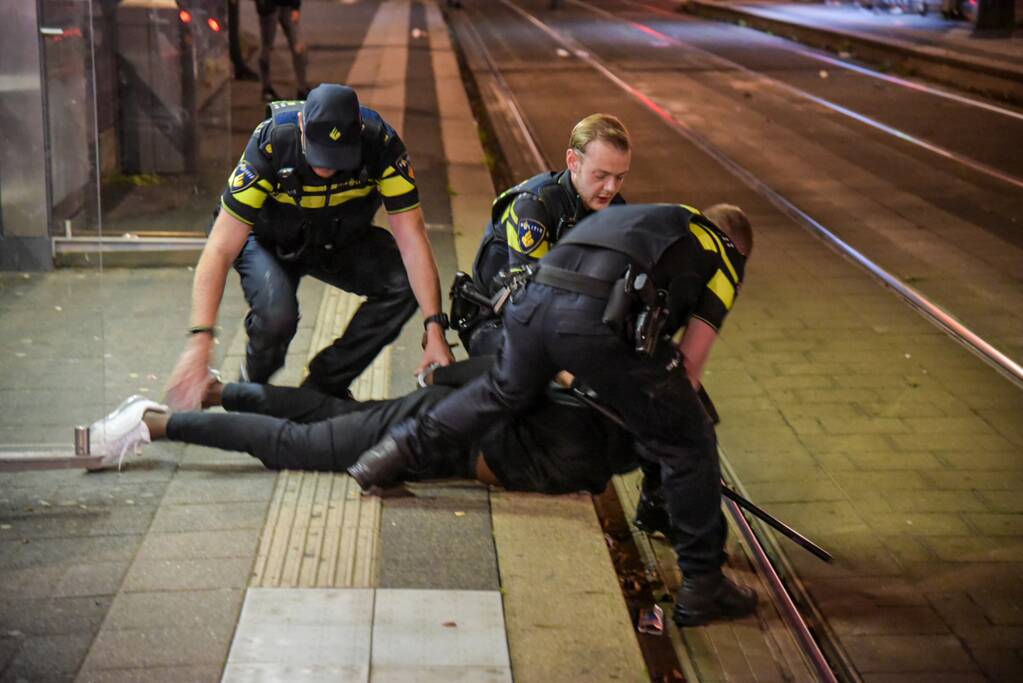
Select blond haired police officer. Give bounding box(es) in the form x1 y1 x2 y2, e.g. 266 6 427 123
457 113 631 355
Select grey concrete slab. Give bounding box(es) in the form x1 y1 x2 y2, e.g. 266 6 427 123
76 665 223 683
148 503 268 534
135 529 262 561
104 589 243 633
222 588 373 683
120 558 252 593
371 589 510 681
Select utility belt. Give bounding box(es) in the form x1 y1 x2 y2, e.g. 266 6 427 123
535 264 669 357
451 263 670 357
255 213 369 268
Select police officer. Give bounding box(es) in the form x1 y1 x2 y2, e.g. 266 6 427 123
456 114 630 356
166 84 454 410
350 203 757 627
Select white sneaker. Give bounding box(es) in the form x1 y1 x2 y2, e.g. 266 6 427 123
87 395 167 471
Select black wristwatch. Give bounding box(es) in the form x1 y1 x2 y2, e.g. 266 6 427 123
423 312 450 331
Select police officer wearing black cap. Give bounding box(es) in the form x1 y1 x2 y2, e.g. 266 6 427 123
455 113 630 356
350 203 758 627
167 84 454 409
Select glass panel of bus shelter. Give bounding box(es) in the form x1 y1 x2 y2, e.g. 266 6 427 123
0 0 107 453
96 0 233 237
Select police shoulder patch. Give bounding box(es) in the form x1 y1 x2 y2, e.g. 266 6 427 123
516 218 547 254
395 153 415 183
229 159 260 193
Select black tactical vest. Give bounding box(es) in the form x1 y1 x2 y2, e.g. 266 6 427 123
557 204 697 275
472 172 577 295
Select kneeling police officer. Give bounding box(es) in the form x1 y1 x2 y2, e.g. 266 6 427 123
453 113 630 356
351 202 757 627
167 84 453 409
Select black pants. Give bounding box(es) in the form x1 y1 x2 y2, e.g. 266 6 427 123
166 383 469 477
395 283 726 576
234 229 418 396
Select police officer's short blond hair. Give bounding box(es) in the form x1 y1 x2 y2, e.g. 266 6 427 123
703 204 754 256
568 114 631 154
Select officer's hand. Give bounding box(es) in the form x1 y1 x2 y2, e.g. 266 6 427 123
417 326 455 375
291 8 300 23
165 336 214 411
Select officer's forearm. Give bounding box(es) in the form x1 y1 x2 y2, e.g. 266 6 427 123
190 210 249 328
390 209 443 317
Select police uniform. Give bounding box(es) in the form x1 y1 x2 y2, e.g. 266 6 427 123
381 204 750 619
460 170 623 355
221 90 421 396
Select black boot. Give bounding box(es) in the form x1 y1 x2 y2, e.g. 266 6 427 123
347 436 408 490
633 493 671 537
674 573 757 627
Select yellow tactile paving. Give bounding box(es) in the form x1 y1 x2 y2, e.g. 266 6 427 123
250 287 389 589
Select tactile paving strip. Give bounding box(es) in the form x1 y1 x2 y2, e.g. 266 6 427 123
249 287 388 588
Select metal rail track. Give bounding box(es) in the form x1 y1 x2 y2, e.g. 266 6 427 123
449 5 846 681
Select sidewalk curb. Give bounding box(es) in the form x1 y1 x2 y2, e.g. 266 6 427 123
685 0 1023 103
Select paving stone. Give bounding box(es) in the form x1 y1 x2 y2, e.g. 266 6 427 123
861 673 987 682
842 634 976 673
970 647 1023 681
843 451 945 471
104 589 243 632
860 512 973 536
919 536 1023 563
0 596 111 636
827 604 950 636
830 471 931 494
76 665 223 683
0 632 93 680
965 513 1023 536
149 502 268 533
121 557 252 592
81 623 234 671
54 562 129 598
135 528 262 561
979 490 1023 511
885 491 990 514
162 474 276 504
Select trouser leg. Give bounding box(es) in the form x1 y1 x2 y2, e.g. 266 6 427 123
257 10 277 89
234 235 302 383
222 382 355 422
302 228 418 396
277 8 309 91
394 289 556 475
547 324 726 578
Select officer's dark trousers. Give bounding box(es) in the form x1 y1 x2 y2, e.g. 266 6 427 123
166 383 467 476
395 284 727 577
234 229 419 397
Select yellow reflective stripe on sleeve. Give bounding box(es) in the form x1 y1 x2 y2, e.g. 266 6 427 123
706 269 736 311
689 222 717 253
703 226 740 284
258 179 274 191
378 173 415 198
680 204 702 215
220 201 255 226
529 241 550 259
505 217 520 250
232 185 269 211
386 202 421 215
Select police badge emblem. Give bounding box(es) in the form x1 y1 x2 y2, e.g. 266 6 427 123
517 218 547 254
230 159 259 193
395 153 416 183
